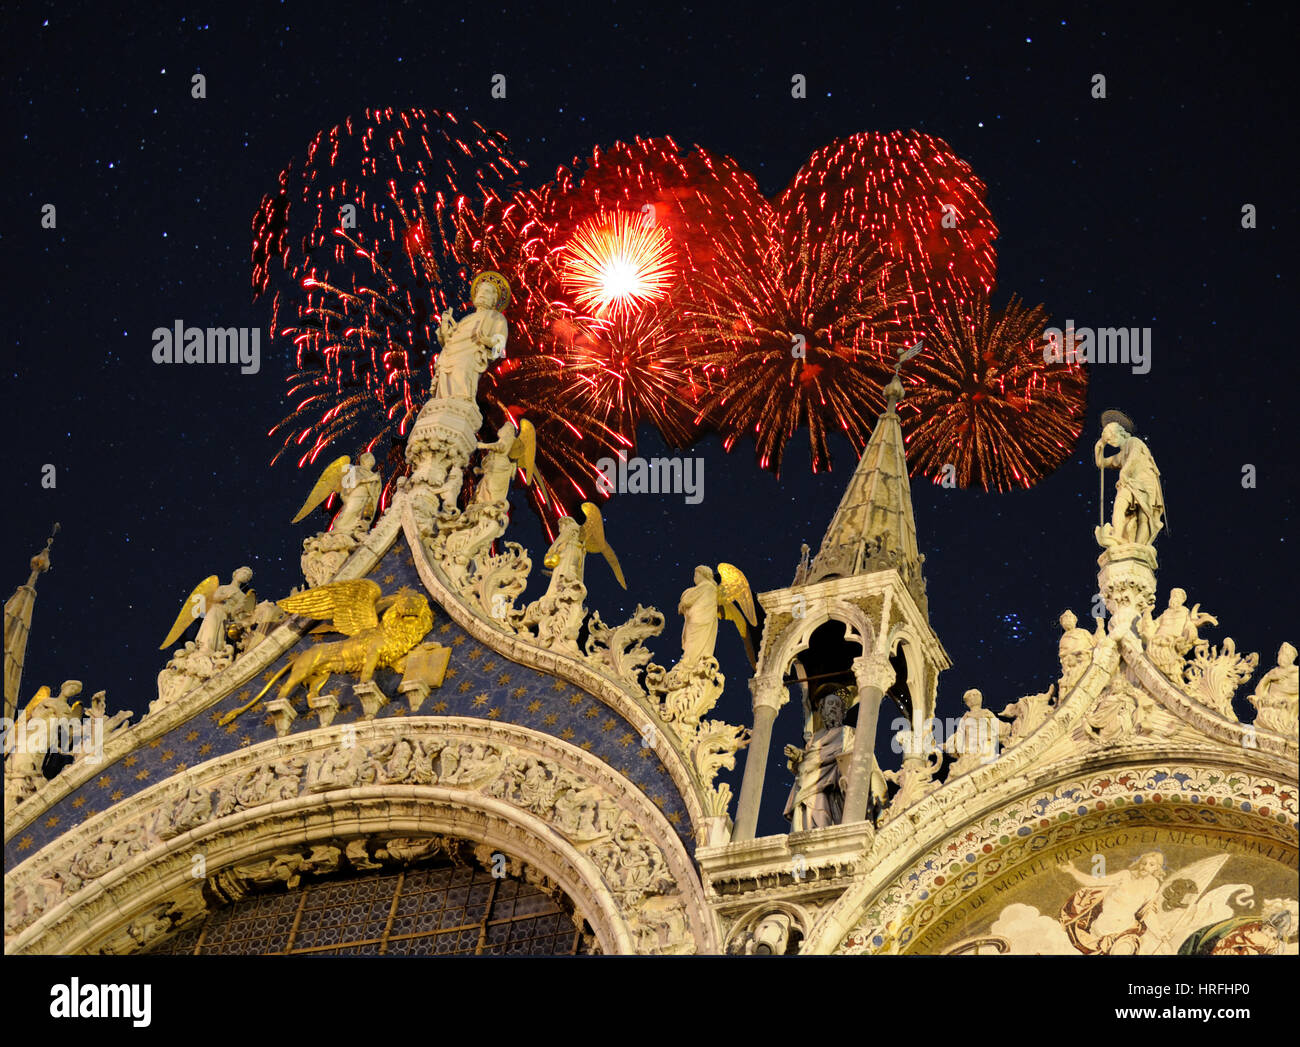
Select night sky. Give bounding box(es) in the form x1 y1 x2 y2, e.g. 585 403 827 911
7 3 1295 837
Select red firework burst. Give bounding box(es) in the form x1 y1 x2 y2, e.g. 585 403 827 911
681 164 908 474
783 131 999 320
452 137 743 500
900 293 1088 491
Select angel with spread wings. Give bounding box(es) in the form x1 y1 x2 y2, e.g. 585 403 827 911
474 420 536 506
541 503 626 594
220 579 438 725
158 568 255 654
291 453 382 535
673 564 758 676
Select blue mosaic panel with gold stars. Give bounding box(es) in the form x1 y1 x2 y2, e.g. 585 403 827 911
8 539 693 865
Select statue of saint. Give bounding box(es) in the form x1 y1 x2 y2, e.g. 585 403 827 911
433 272 509 402
1058 609 1103 692
943 688 1004 778
783 690 853 831
1094 413 1164 547
1140 588 1218 680
1250 642 1298 736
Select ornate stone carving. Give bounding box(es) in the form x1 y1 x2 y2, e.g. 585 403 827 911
1080 676 1160 745
404 397 483 515
1058 609 1104 694
999 685 1056 747
692 720 750 818
96 890 206 955
7 719 706 955
211 844 344 900
1182 638 1258 721
853 649 896 695
881 752 942 822
301 528 363 589
627 895 692 954
1097 544 1158 638
3 681 84 813
647 655 725 728
584 604 665 690
432 499 509 579
1250 643 1298 737
153 642 234 715
1140 588 1219 682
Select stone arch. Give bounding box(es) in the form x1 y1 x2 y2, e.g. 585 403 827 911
761 598 878 686
5 718 719 955
804 759 1298 955
71 787 630 956
723 900 814 954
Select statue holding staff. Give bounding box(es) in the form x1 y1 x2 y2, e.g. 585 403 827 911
1094 409 1165 548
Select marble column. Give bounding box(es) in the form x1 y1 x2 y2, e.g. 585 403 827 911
841 650 896 824
732 676 790 842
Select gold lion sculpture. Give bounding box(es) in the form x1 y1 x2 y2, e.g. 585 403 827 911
220 579 435 725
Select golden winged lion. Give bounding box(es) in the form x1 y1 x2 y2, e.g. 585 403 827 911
220 579 435 725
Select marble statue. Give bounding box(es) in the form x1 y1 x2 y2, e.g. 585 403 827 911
521 504 625 653
1249 643 1298 737
1094 413 1164 548
881 739 941 820
159 568 255 656
1058 609 1104 693
783 690 853 831
433 272 509 402
670 563 756 680
1000 685 1056 746
1140 588 1218 681
943 688 1004 778
292 453 381 536
4 681 82 811
473 419 536 506
332 453 382 534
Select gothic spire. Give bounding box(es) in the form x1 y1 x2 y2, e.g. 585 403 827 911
4 523 59 722
804 373 924 599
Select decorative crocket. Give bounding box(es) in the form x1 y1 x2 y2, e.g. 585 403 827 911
220 580 436 725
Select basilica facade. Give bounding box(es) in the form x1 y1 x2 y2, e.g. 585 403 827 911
5 314 1297 955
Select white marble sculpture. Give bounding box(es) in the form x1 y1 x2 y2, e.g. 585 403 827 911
433 274 509 402
943 688 1003 779
1250 643 1299 737
1093 414 1164 548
